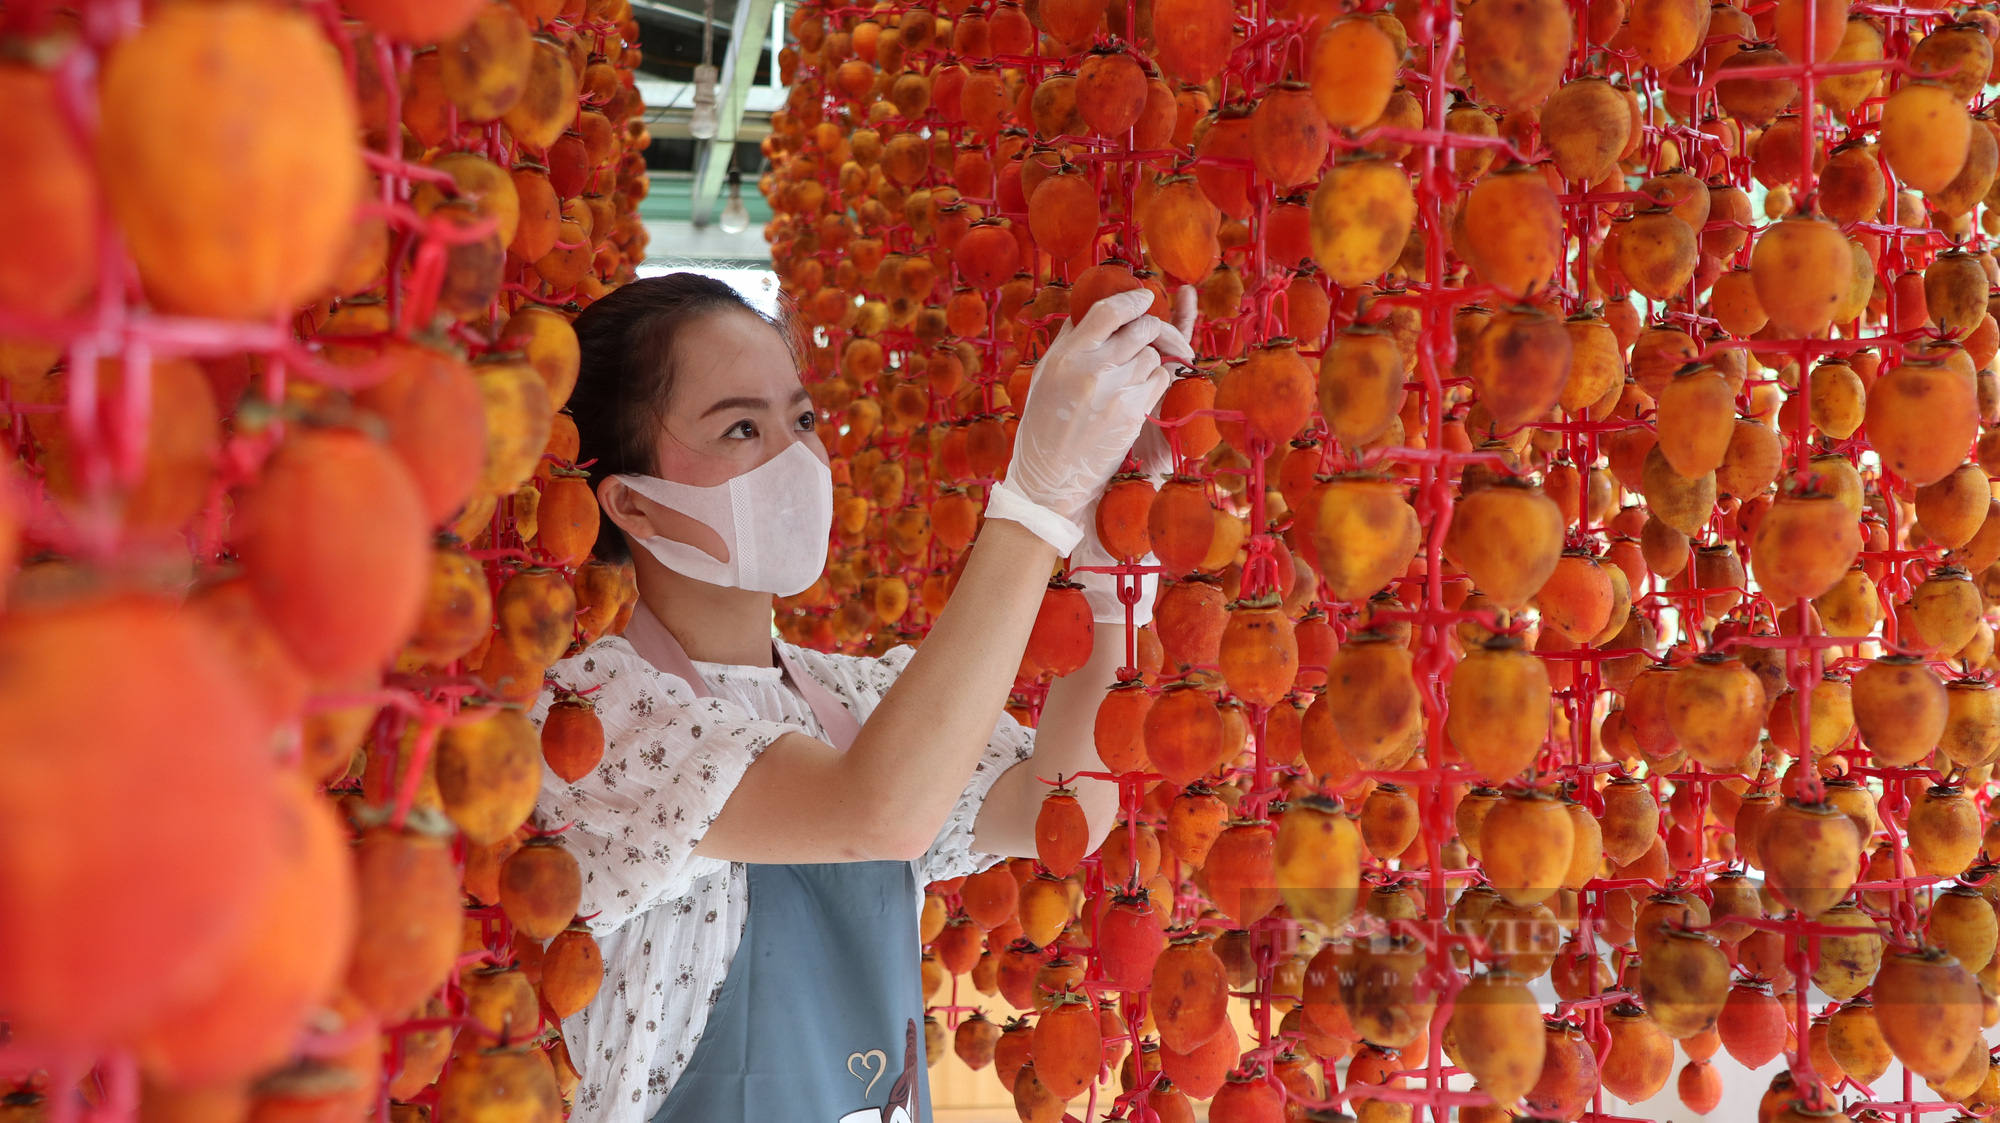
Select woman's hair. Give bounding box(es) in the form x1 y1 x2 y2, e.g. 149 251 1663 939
568 273 794 563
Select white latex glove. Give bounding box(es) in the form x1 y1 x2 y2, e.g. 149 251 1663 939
986 289 1194 554
1068 286 1202 624
1127 284 1201 483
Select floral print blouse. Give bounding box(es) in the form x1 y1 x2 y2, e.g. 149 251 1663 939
527 634 1034 1122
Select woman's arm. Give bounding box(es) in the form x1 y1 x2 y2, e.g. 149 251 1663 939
694 293 1187 865
693 517 1060 863
968 622 1127 859
967 287 1197 860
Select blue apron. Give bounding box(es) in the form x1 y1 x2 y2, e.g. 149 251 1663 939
621 604 932 1123
652 861 931 1123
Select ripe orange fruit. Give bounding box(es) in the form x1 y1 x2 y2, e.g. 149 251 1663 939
1467 303 1573 432
1461 0 1573 111
1451 972 1549 1104
1639 928 1731 1039
1026 580 1094 677
1142 174 1223 285
236 429 430 680
1601 1002 1674 1103
0 62 99 317
1758 799 1860 919
345 817 463 1019
1322 631 1422 768
1447 636 1551 783
1204 819 1280 927
1152 933 1231 1052
97 2 362 320
1309 17 1399 128
499 836 582 940
1443 479 1565 609
1217 595 1299 707
127 775 348 1086
1461 162 1563 297
1875 947 1983 1081
1035 786 1090 877
1250 83 1330 190
1144 679 1227 787
1309 154 1417 287
1215 339 1315 450
1152 0 1235 82
355 342 489 527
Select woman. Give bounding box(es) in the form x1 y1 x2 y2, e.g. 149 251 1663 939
531 271 1194 1122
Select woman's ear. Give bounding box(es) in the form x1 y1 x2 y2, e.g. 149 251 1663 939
595 475 733 561
596 476 658 544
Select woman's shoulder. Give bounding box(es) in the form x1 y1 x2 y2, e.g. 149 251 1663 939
779 640 917 705
551 633 690 696
533 634 711 732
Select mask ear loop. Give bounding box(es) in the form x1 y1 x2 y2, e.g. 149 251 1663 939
615 471 742 579
618 444 835 594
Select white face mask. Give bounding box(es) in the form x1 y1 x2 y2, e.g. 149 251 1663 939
613 441 833 596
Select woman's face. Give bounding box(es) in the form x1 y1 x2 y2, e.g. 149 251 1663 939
617 307 826 563
650 308 824 486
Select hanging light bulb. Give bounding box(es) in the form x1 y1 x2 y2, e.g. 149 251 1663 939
719 168 750 234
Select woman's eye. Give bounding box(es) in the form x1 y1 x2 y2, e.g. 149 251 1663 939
796 410 816 432
726 419 757 439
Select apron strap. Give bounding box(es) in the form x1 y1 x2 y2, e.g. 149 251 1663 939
623 600 862 751
774 643 862 751
622 600 716 700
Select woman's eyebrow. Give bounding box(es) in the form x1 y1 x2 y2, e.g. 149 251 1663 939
699 395 770 418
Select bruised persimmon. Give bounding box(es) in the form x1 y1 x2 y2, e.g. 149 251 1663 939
1309 153 1416 287
1319 323 1408 448
1142 174 1222 285
1322 631 1422 768
1443 478 1565 609
1451 972 1547 1105
1639 927 1731 1039
1875 947 1984 1081
1446 636 1551 783
1758 799 1860 919
1467 304 1572 433
1308 474 1420 602
98 2 362 320
1151 933 1231 1052
1216 339 1315 450
1866 357 1980 487
1461 162 1563 297
236 429 430 680
1340 935 1435 1049
1542 77 1631 184
1309 17 1399 128
1461 0 1573 111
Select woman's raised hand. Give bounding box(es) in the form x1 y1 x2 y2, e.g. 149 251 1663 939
984 289 1194 554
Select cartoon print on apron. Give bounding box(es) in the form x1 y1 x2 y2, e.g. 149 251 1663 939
623 604 932 1123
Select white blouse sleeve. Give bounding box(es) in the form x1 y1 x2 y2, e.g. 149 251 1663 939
528 638 799 935
784 643 1037 886
916 707 1035 884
